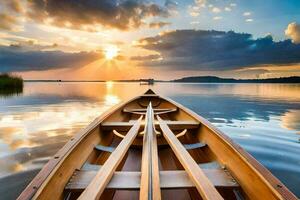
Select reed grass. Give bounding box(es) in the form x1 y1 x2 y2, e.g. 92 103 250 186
0 73 23 96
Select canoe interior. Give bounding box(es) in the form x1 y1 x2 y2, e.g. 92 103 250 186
18 90 297 200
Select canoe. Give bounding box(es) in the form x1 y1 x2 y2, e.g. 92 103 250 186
18 89 297 200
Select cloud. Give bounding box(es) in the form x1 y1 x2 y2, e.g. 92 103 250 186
131 54 162 61
194 0 206 8
0 43 102 72
190 21 200 25
26 0 173 31
0 13 18 31
211 7 221 13
285 22 300 44
213 16 222 20
224 7 231 12
148 22 171 29
246 19 253 22
135 29 300 71
243 12 251 16
2 0 24 13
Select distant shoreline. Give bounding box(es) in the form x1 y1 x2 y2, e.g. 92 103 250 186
24 76 300 83
172 76 300 83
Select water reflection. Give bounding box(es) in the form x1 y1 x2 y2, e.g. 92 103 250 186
281 110 300 132
0 87 23 97
0 82 299 199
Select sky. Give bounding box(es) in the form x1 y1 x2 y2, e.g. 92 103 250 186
0 0 300 80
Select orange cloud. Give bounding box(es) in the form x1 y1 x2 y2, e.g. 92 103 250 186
285 22 300 44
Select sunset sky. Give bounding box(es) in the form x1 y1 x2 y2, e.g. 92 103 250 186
0 0 300 80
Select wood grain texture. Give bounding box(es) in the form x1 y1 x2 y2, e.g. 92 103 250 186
78 116 142 200
157 115 224 200
139 103 161 200
66 169 239 191
162 95 298 200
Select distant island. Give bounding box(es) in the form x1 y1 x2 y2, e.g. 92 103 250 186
0 74 23 96
172 76 300 83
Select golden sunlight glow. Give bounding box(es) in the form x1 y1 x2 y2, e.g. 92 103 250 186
105 45 119 60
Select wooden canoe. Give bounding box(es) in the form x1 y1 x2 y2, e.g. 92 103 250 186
18 89 297 200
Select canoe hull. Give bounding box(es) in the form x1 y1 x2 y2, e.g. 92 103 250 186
18 90 297 200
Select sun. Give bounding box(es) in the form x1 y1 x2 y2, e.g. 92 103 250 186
105 45 119 60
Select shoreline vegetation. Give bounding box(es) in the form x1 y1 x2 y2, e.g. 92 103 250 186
0 73 23 96
24 76 300 83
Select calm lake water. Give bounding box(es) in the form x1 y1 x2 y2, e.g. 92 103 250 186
0 82 299 199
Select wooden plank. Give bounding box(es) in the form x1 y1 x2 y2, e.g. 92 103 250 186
139 103 161 200
101 120 199 131
77 116 142 200
66 169 239 191
123 108 173 113
157 116 224 200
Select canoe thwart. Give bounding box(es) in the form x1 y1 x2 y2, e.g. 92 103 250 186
123 108 177 115
65 169 239 191
101 120 200 131
94 145 115 153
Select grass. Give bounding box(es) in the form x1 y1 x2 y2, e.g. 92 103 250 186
0 73 23 96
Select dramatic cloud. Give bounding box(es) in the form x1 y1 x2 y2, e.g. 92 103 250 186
148 21 171 29
0 13 17 31
136 29 300 71
285 22 300 44
2 0 23 13
0 43 102 72
26 0 172 31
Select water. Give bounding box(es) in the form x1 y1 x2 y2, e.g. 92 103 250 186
0 82 299 199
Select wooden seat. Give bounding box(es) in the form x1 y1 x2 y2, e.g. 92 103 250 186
65 169 239 191
101 121 200 131
94 145 115 153
123 108 174 112
123 108 178 115
123 108 177 115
